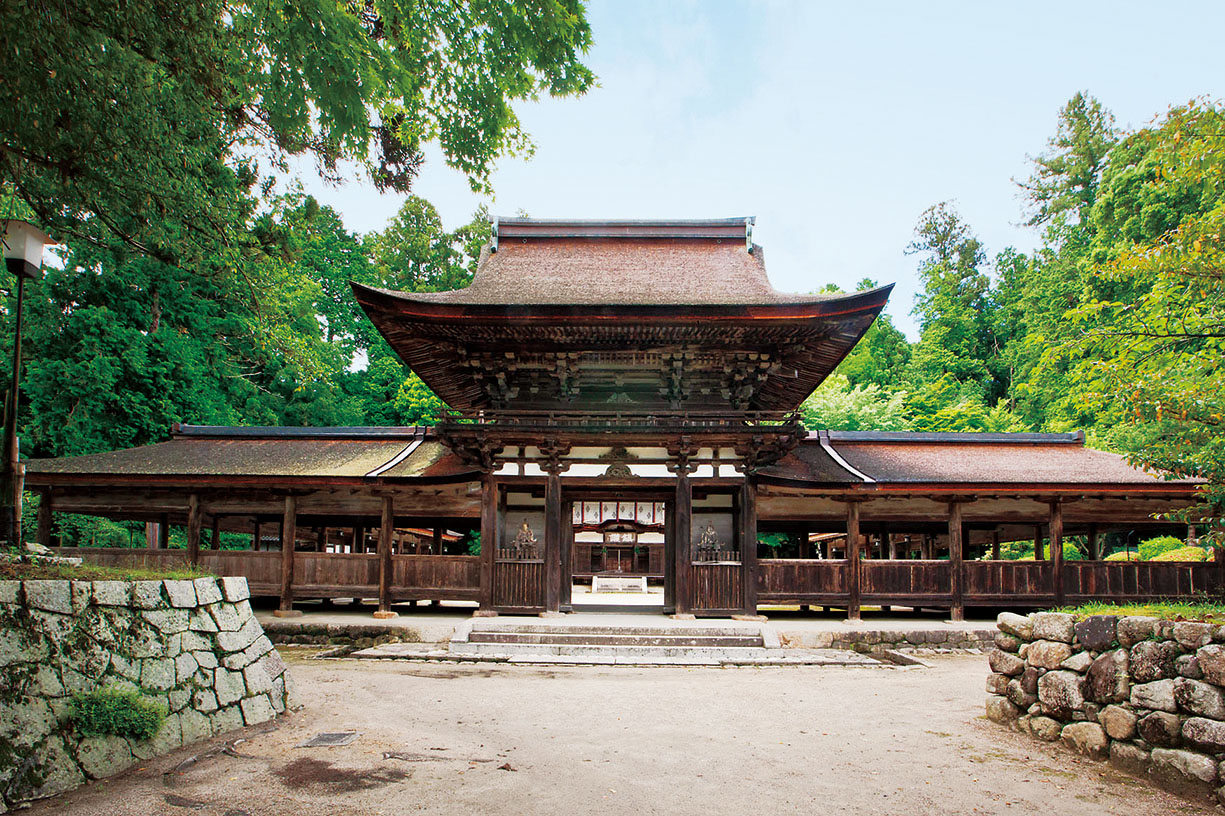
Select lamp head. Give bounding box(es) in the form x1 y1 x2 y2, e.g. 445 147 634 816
2 220 50 279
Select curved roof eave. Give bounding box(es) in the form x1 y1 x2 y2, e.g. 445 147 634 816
350 281 895 323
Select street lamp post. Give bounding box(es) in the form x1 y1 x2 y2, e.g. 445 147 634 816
1 220 48 547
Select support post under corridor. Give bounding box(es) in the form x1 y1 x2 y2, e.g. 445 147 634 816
275 495 301 617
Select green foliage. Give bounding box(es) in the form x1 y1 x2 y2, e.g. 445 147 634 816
394 373 449 426
1140 535 1192 561
1020 92 1119 227
1056 599 1225 623
1104 550 1139 561
1149 546 1209 562
1 0 593 266
69 686 167 741
0 560 212 582
799 374 908 431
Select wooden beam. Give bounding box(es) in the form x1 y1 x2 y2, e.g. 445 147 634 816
949 501 965 622
186 494 201 566
275 495 300 616
1050 500 1064 608
674 472 693 615
375 495 396 618
846 501 861 622
741 479 758 615
36 492 51 549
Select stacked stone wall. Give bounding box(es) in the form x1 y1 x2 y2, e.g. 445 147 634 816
0 577 294 810
781 627 995 653
986 611 1225 804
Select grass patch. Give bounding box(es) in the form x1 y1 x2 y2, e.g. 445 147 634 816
1055 598 1225 623
69 686 166 741
0 557 213 582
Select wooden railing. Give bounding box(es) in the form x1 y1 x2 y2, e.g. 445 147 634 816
757 559 848 605
392 554 481 601
56 548 480 603
55 548 1225 613
759 558 1224 610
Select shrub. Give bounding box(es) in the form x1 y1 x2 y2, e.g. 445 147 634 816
69 686 166 741
1149 546 1210 562
1104 551 1139 561
1139 535 1189 561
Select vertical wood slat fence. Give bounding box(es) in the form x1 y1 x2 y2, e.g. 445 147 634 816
54 548 481 603
690 562 743 615
758 558 1225 610
49 548 1225 613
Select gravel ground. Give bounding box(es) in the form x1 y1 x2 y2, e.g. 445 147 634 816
24 652 1212 816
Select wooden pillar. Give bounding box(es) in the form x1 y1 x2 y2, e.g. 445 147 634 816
991 529 1001 561
158 513 169 549
920 535 932 560
948 501 965 622
478 476 496 611
252 519 261 551
1050 500 1064 608
355 524 365 554
1188 524 1198 548
210 514 221 550
36 491 51 548
674 471 693 615
544 469 563 614
1034 525 1044 560
432 527 443 555
1088 524 1100 560
186 494 201 566
846 501 861 622
740 479 758 616
275 495 300 616
799 529 811 560
561 502 575 611
887 532 899 560
375 495 396 618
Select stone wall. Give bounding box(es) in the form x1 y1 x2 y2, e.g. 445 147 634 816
985 611 1225 804
0 577 294 810
780 627 995 654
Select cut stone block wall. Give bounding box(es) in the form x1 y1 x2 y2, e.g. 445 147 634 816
985 611 1225 805
0 577 294 810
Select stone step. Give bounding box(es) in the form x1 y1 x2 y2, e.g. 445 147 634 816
467 624 760 638
452 641 778 660
467 631 764 648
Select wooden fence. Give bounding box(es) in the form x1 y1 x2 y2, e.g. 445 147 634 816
55 548 480 603
758 558 1224 609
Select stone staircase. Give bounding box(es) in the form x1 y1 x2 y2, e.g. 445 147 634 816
347 618 892 667
452 621 778 664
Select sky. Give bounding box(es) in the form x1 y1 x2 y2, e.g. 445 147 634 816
296 0 1225 338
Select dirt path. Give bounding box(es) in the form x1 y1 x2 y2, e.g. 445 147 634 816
26 653 1210 816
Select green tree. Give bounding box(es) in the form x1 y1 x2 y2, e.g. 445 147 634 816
1019 92 1119 227
905 203 1003 403
799 374 909 431
1053 100 1225 531
1 0 593 266
836 279 912 389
